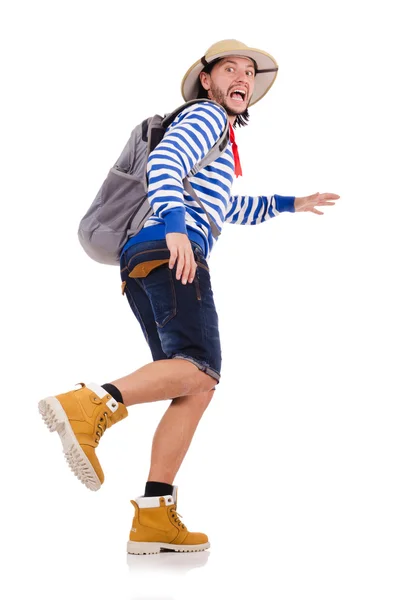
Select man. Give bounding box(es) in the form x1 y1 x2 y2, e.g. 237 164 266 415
39 39 339 555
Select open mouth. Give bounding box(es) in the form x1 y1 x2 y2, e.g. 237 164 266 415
229 89 247 103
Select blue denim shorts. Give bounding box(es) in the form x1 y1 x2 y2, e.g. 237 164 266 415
120 239 222 384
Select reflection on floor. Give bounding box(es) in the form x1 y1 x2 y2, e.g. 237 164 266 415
127 548 209 576
130 597 175 600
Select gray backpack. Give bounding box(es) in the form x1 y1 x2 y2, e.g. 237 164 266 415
77 99 230 266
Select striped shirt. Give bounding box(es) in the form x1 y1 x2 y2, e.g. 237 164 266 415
121 101 295 259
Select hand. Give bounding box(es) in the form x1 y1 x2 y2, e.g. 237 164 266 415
294 192 340 215
166 232 197 285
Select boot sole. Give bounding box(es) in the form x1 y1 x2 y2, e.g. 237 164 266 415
126 541 210 555
38 396 101 492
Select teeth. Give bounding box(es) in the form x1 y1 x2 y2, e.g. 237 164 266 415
231 89 246 98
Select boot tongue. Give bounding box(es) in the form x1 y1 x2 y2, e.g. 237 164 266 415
172 485 178 506
84 382 128 424
108 401 128 424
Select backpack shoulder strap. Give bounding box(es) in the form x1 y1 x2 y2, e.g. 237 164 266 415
182 178 222 239
187 122 229 176
154 99 229 168
161 98 219 129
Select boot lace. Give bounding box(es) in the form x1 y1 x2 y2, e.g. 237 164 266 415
95 411 109 444
170 508 186 529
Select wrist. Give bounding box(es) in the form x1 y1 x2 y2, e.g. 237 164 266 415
164 207 187 235
274 194 296 213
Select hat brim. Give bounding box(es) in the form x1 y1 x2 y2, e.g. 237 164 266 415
181 46 279 107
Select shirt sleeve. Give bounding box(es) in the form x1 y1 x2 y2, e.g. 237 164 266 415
146 102 227 236
225 194 295 225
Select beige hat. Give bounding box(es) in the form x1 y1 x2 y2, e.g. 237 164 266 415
181 39 279 107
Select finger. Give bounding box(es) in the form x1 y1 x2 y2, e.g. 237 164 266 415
176 249 185 280
181 251 192 285
169 246 177 269
187 252 197 284
188 261 197 284
311 208 324 215
318 193 340 200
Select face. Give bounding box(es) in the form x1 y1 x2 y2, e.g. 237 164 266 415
199 56 256 116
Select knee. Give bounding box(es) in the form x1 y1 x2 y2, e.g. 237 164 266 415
197 387 215 411
196 370 219 394
172 387 215 410
199 389 214 413
204 387 215 403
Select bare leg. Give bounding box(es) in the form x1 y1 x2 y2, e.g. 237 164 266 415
110 359 216 407
147 390 215 484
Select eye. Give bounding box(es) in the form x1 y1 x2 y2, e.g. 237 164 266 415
226 66 235 73
246 70 255 77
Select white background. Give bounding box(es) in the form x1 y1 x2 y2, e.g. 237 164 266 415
1 0 396 598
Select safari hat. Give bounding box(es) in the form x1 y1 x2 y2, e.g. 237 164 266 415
181 39 279 107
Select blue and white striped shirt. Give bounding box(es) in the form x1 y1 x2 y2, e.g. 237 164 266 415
122 101 295 259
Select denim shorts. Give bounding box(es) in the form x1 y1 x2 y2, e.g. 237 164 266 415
120 239 222 384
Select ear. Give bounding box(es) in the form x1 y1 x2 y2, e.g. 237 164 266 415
199 70 211 91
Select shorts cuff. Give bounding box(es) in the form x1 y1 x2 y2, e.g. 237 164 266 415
171 354 220 384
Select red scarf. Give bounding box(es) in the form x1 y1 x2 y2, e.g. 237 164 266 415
229 123 243 178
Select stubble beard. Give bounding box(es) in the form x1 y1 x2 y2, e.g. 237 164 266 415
208 84 248 116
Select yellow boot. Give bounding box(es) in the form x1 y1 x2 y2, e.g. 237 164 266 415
127 486 210 554
38 382 128 491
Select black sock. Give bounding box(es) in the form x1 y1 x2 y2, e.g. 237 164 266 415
101 383 124 404
144 481 174 497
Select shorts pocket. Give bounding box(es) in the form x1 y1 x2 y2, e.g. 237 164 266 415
130 259 176 328
193 246 211 300
129 259 169 278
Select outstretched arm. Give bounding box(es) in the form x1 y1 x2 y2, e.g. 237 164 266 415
225 194 295 225
225 191 341 224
